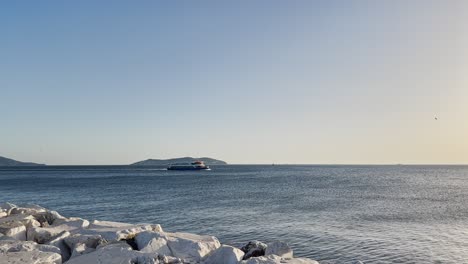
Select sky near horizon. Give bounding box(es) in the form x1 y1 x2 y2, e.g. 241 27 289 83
1 1 467 165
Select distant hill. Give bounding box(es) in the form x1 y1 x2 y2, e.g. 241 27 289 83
0 156 46 166
131 157 227 166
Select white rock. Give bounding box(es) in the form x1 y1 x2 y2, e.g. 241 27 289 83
265 241 293 259
135 231 172 255
82 221 154 241
151 224 163 233
47 231 72 261
89 220 133 228
35 210 67 226
0 214 40 231
0 214 40 240
64 242 157 264
70 242 96 259
0 221 26 241
0 250 62 264
9 205 46 216
27 224 80 244
0 211 7 219
52 217 90 229
64 234 105 249
203 245 244 264
0 240 37 252
37 244 62 255
63 233 106 260
96 241 133 251
165 232 221 262
0 240 62 264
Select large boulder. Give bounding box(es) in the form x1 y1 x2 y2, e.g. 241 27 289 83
81 220 154 241
47 231 72 262
0 221 27 241
165 232 221 262
0 214 41 226
27 224 81 244
202 245 244 264
0 214 41 241
63 233 106 260
135 231 172 255
64 242 158 264
9 204 47 216
265 241 293 259
64 234 105 250
69 242 96 259
0 250 62 264
52 217 89 229
34 210 67 226
241 240 268 260
0 240 62 264
26 216 88 244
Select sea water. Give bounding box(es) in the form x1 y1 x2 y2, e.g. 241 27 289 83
1 165 467 263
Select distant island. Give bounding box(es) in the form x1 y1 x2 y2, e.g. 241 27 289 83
0 156 46 166
131 157 227 166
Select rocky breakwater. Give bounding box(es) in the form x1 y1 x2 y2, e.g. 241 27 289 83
0 203 319 264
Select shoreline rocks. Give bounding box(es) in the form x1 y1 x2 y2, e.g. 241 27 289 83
0 202 320 264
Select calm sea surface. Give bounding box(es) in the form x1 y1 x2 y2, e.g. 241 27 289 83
1 165 468 263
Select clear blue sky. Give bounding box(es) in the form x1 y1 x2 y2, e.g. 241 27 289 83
1 1 467 165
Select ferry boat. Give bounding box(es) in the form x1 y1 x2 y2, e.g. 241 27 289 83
167 161 210 171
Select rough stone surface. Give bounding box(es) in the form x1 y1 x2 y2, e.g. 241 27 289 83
203 245 245 264
0 214 41 230
34 210 66 226
0 221 27 241
135 231 172 255
0 203 321 264
64 234 105 249
151 224 163 233
9 206 46 216
64 242 157 264
52 217 89 229
82 220 154 241
265 241 293 259
165 232 221 262
89 220 133 228
63 233 106 260
47 230 72 261
27 224 79 244
70 242 96 259
0 250 62 264
0 240 62 264
241 240 268 260
0 211 7 219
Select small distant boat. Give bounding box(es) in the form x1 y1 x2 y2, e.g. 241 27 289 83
167 161 210 171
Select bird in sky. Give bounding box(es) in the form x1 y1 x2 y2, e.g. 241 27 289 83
434 115 438 120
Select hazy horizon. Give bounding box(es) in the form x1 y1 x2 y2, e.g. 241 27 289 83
2 1 467 165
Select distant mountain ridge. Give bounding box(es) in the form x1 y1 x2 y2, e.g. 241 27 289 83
0 156 46 166
131 157 227 166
